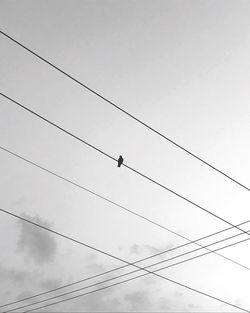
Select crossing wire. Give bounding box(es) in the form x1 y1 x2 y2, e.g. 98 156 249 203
0 144 249 273
12 240 250 313
1 93 249 237
1 29 249 312
0 208 249 313
1 214 248 309
4 223 250 313
0 30 248 192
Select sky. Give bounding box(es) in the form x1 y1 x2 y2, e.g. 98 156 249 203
1 0 250 312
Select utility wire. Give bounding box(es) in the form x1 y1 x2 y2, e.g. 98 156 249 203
18 265 250 313
11 238 250 313
1 30 249 312
0 207 248 313
0 150 249 312
0 30 248 192
0 144 249 273
5 224 250 313
1 93 249 237
8 236 250 313
1 215 248 309
0 152 248 312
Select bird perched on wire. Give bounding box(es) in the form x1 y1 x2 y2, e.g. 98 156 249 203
117 155 124 167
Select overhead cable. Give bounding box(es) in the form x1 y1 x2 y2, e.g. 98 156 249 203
0 144 249 273
0 207 249 313
11 240 250 313
0 30 248 192
1 215 249 309
1 93 249 236
4 224 250 313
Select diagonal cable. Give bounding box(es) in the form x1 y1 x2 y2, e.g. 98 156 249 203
4 223 250 313
0 144 249 274
0 208 249 313
0 30 249 191
1 213 248 309
1 93 249 236
11 238 250 313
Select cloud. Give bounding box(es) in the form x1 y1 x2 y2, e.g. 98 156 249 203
125 290 152 310
0 264 28 284
0 263 63 307
16 290 34 301
84 254 107 274
79 289 120 312
40 278 61 290
130 244 141 254
0 264 36 303
158 296 172 311
141 274 158 285
130 243 174 259
17 213 57 264
188 302 201 310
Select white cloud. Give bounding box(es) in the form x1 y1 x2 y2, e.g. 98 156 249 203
125 290 152 310
17 213 57 264
40 278 62 290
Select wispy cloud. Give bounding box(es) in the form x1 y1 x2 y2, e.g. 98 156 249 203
130 242 174 258
17 213 57 264
0 264 29 284
78 289 121 312
40 278 62 290
125 290 152 310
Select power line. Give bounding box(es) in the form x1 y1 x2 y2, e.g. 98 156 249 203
4 224 250 313
1 93 249 237
0 144 249 273
11 238 250 313
0 156 248 312
1 211 248 310
0 30 248 192
1 29 249 312
8 235 250 313
0 205 248 312
17 279 248 313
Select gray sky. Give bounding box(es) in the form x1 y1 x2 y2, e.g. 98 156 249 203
1 0 250 311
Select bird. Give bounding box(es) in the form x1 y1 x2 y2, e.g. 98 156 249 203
117 155 124 167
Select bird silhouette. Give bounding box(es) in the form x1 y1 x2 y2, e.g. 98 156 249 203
117 155 124 167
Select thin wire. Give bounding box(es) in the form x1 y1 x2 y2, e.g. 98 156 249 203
0 30 249 313
1 210 248 310
1 93 249 236
16 239 250 313
0 159 248 312
0 30 248 192
5 225 250 313
9 236 250 313
0 144 249 275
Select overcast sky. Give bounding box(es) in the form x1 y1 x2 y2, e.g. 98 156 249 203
1 0 250 312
